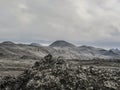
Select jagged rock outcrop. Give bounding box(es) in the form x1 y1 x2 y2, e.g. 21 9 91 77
0 54 120 90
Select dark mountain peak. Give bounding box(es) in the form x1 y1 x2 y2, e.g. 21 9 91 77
1 41 15 45
50 40 76 47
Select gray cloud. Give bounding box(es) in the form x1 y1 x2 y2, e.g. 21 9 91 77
0 0 120 48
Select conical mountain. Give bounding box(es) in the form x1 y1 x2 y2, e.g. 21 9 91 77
50 40 76 47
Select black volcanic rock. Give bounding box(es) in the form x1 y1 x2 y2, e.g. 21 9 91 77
50 40 76 47
1 55 120 90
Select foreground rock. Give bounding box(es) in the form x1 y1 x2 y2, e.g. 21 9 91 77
0 54 120 90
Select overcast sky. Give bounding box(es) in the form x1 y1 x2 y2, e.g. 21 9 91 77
0 0 120 49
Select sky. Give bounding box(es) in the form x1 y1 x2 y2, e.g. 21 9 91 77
0 0 120 49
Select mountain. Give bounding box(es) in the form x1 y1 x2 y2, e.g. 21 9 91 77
110 48 120 54
1 41 15 45
78 45 120 59
0 41 120 60
49 41 89 59
50 40 76 47
78 45 106 57
0 42 50 60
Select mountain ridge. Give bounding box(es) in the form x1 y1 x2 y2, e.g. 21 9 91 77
0 40 120 60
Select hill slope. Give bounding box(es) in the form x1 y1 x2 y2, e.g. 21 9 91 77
0 41 120 60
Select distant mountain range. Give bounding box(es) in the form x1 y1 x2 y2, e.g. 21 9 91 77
0 40 120 60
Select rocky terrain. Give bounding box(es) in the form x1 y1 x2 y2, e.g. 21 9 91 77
0 54 120 90
0 40 120 90
0 40 120 60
